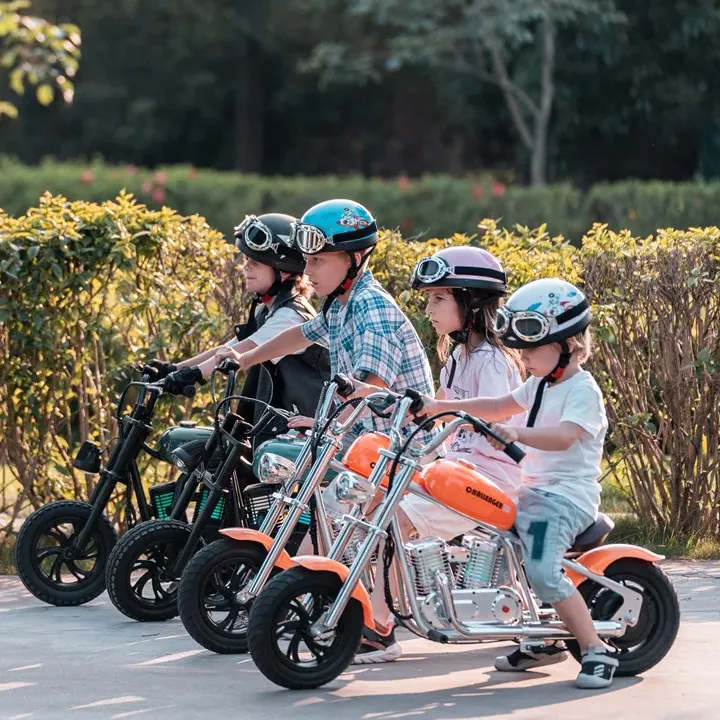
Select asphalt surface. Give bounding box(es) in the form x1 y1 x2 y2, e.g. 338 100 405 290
1 560 718 720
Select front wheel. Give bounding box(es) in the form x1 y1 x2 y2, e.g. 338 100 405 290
568 558 680 675
105 519 199 621
177 539 268 654
248 567 364 690
14 500 117 606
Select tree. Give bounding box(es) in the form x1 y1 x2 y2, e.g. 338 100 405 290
0 0 80 119
303 0 624 185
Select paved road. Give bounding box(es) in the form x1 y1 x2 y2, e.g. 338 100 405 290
1 561 718 720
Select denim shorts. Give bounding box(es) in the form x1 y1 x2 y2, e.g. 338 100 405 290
514 486 595 604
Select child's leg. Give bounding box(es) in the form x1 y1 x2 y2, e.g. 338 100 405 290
553 589 603 652
497 488 618 687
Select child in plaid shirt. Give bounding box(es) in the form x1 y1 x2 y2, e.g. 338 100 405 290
215 199 435 442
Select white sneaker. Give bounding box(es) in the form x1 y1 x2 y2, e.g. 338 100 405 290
351 626 403 665
575 644 619 689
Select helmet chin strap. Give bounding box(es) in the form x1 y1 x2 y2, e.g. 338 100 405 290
322 249 374 315
448 294 497 345
260 270 294 304
526 340 571 427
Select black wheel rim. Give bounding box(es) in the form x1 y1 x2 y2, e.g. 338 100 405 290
197 558 257 638
127 539 184 608
270 586 347 673
31 517 104 590
585 573 661 659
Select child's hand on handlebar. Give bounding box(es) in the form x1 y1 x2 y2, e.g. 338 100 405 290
214 346 248 370
345 377 375 400
487 423 519 450
287 415 313 429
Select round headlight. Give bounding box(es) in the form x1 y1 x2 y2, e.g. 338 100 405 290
257 452 296 485
332 471 375 505
171 453 188 473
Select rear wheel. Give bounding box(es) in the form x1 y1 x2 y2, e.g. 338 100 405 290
14 501 117 606
105 519 200 621
178 539 268 654
248 567 364 690
567 558 680 675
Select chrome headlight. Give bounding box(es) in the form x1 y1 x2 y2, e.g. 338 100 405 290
332 471 375 505
171 453 188 473
257 453 296 485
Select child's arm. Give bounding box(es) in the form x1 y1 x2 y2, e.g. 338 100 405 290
490 422 587 452
423 394 524 424
194 337 264 378
213 325 312 371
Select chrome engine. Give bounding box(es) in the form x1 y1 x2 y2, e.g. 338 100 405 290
458 536 505 589
405 537 451 595
408 533 523 628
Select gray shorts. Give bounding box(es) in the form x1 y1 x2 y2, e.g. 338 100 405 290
514 486 594 604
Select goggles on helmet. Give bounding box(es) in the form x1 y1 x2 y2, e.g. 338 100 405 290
412 255 507 287
494 307 552 343
291 222 334 255
234 215 281 252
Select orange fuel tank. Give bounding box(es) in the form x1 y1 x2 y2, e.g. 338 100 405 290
421 458 516 530
342 433 424 490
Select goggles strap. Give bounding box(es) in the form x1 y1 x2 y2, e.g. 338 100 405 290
527 340 571 428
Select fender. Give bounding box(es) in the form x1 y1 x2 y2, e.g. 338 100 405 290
565 543 664 587
292 555 375 630
219 528 293 570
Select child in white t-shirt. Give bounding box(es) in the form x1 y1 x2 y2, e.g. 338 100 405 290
351 246 526 664
422 278 617 690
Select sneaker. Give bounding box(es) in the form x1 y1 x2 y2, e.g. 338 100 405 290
351 625 402 665
575 644 619 689
494 641 568 671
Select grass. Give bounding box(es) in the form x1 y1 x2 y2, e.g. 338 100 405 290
600 480 720 559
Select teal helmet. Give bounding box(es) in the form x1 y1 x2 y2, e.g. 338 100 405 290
292 199 380 310
291 199 378 255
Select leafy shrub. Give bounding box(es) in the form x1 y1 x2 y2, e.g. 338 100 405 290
0 192 243 539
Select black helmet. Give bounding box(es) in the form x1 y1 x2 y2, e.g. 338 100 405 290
234 213 306 275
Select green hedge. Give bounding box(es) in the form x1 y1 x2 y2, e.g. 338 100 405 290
4 158 720 242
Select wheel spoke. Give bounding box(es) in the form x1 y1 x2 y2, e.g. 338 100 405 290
220 603 241 632
66 562 89 581
36 546 62 562
286 631 302 662
150 573 168 601
132 569 153 595
46 528 70 546
50 553 65 583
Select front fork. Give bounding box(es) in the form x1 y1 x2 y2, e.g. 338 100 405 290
235 436 341 605
73 418 151 552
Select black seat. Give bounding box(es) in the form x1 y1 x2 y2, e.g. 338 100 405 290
569 512 614 553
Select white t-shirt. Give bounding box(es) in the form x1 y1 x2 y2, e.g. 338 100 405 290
511 370 607 518
439 344 525 491
233 304 306 364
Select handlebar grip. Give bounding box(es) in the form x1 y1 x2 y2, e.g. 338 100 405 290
503 442 525 464
181 385 197 399
217 359 240 374
404 388 426 417
333 373 355 398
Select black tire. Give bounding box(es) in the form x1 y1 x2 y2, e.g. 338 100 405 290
248 567 364 690
14 500 117 606
567 558 681 676
178 539 269 654
105 519 199 622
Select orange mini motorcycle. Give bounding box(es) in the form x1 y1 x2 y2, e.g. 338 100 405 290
247 391 681 690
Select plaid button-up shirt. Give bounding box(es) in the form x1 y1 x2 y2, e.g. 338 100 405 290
301 270 436 442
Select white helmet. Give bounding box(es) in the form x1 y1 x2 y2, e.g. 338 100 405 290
494 278 591 349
